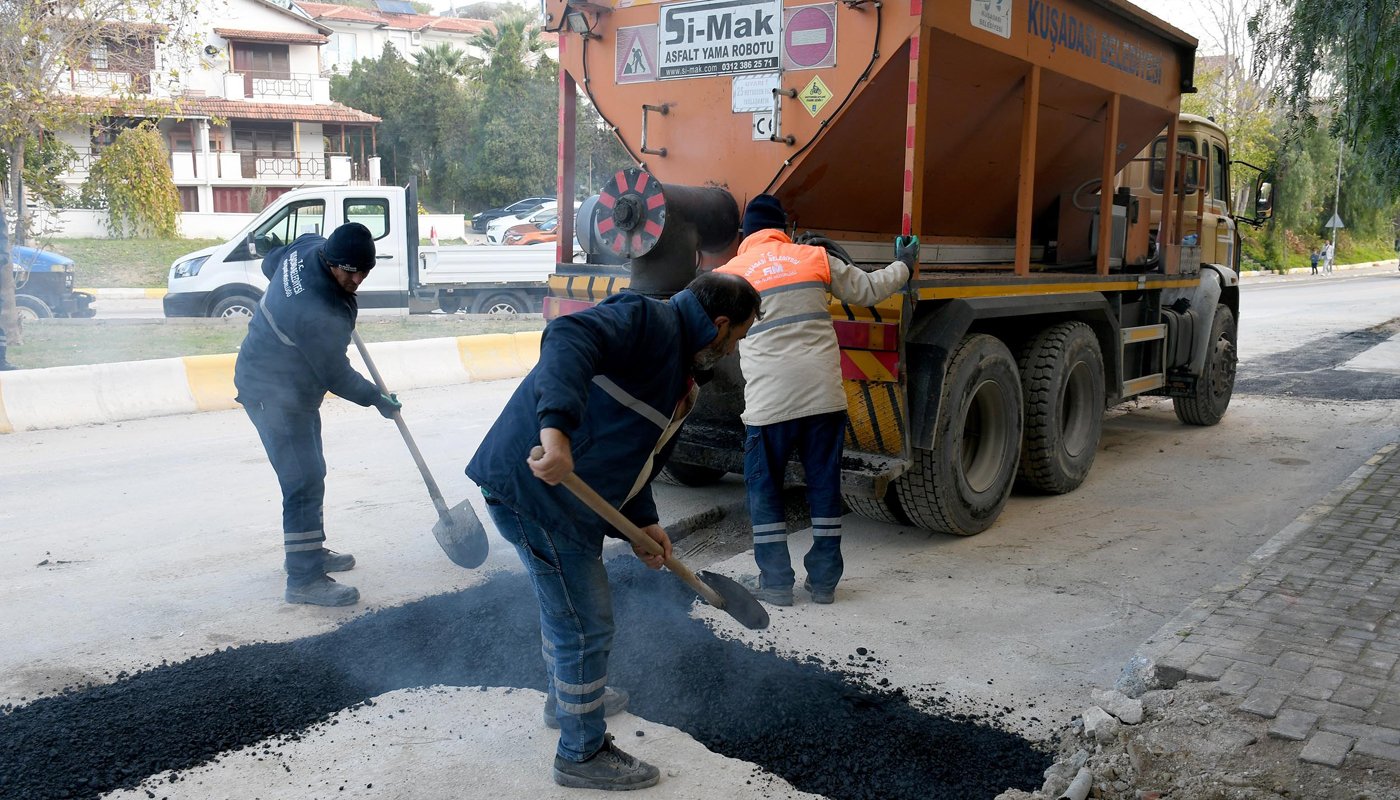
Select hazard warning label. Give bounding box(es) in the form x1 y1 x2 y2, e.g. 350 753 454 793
798 75 833 116
616 25 659 84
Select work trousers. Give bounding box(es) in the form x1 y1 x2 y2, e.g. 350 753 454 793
743 411 846 591
486 500 614 762
244 402 329 586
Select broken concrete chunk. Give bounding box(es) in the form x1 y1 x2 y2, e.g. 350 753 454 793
1082 705 1114 738
1093 689 1145 725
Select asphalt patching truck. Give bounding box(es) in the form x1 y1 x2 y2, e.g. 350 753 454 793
540 0 1271 535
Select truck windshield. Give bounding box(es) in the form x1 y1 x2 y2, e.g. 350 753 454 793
253 201 326 256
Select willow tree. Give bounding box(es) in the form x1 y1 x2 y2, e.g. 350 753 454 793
0 0 197 343
1252 0 1400 186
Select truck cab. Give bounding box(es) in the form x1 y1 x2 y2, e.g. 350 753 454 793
164 186 411 318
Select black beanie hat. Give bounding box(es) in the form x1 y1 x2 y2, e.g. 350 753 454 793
742 194 786 237
323 222 377 271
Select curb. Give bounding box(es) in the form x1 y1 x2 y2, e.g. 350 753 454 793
1238 258 1398 278
76 288 169 299
1115 443 1399 693
0 331 542 435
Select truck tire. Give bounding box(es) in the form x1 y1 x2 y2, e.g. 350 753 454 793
211 295 258 319
16 294 53 322
843 488 909 526
438 294 463 313
474 291 527 317
657 462 726 486
1017 322 1105 494
896 334 1023 535
1174 304 1237 426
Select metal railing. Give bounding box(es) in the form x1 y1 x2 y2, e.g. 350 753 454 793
239 70 318 100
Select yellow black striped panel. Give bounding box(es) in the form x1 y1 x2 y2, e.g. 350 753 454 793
843 380 905 456
547 274 627 302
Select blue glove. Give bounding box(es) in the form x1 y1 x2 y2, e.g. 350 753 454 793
894 235 920 270
374 392 402 419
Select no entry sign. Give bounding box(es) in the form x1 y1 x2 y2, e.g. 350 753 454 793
782 3 836 71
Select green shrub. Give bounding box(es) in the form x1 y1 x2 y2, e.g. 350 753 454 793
84 125 181 238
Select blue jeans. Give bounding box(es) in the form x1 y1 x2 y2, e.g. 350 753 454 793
485 500 614 762
244 402 328 586
743 412 846 591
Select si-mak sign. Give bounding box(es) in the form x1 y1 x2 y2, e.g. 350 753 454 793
659 0 781 80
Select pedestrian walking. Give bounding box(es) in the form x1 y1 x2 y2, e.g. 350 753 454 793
466 271 759 791
715 195 915 606
1323 240 1335 274
1310 248 1320 275
234 222 403 607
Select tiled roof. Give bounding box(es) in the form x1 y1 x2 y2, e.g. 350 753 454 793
214 27 330 44
71 96 380 124
296 1 493 35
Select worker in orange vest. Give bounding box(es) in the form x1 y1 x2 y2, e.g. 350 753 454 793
716 195 917 605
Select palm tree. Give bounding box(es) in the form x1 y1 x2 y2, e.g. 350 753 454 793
413 42 476 79
469 9 544 66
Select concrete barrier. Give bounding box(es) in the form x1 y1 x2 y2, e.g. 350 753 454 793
0 331 542 434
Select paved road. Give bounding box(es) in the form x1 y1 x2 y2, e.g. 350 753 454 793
5 268 1400 798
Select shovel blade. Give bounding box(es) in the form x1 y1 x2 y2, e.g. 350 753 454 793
696 570 770 630
432 499 490 569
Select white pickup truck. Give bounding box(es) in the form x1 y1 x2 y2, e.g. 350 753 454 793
163 184 556 318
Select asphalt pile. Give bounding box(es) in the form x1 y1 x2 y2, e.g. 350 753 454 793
0 560 1050 800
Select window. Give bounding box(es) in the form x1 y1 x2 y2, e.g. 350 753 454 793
1149 136 1199 194
330 33 358 68
253 200 326 256
89 44 110 70
345 199 390 240
1211 144 1228 204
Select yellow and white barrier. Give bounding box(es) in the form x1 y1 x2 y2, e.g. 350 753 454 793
0 331 542 434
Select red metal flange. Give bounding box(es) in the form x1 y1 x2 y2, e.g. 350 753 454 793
596 168 666 258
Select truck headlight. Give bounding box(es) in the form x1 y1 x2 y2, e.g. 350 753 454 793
173 255 209 278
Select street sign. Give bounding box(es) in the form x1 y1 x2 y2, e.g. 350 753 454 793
782 4 836 71
1326 213 1345 229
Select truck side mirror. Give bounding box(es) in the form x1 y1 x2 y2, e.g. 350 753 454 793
1255 181 1274 218
246 233 258 259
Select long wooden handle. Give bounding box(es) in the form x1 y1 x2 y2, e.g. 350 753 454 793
352 331 451 521
540 458 725 608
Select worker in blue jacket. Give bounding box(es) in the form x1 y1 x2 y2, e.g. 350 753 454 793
234 222 401 607
467 271 760 791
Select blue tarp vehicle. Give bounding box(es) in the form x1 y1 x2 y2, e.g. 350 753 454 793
10 245 96 320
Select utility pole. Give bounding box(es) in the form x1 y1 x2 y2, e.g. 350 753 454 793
1330 137 1343 259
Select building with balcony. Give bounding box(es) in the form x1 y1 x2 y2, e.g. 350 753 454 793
53 0 384 215
296 1 494 75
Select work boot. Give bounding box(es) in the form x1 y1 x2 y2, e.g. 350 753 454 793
803 577 835 605
552 733 660 790
320 549 355 573
544 686 630 729
285 575 359 607
740 574 793 607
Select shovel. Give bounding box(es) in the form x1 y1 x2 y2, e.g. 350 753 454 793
531 447 768 630
352 332 488 569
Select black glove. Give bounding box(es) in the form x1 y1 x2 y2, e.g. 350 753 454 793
374 392 402 419
894 235 920 270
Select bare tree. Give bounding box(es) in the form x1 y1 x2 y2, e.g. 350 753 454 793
1 0 198 344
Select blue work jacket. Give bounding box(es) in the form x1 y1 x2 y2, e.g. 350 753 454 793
467 290 717 540
233 234 380 410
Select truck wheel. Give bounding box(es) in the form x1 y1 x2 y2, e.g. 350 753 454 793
211 295 258 319
438 294 463 314
657 462 726 486
474 292 527 317
1174 305 1237 426
1017 322 1105 494
16 295 53 322
843 488 910 526
896 334 1023 535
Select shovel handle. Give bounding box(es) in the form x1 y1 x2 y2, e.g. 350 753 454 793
532 449 725 608
352 332 451 522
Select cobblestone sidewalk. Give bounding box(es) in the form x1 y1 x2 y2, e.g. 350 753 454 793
1143 443 1400 769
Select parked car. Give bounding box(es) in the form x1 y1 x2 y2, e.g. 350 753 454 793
487 202 559 244
10 245 96 320
470 196 554 233
503 211 559 246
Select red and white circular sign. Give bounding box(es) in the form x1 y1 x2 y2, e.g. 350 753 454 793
783 5 835 70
